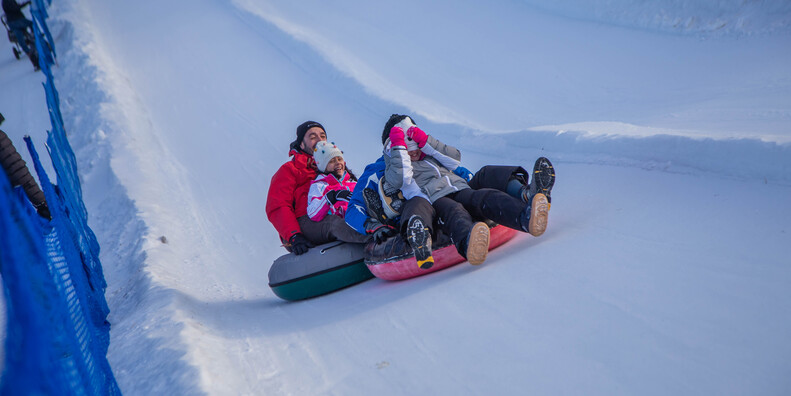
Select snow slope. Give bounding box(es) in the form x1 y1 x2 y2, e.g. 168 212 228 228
3 0 791 394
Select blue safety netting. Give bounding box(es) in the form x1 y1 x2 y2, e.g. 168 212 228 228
0 0 120 394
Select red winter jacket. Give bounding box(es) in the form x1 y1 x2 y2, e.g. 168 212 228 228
266 149 318 242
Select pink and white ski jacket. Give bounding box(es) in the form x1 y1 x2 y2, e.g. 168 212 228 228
307 171 356 221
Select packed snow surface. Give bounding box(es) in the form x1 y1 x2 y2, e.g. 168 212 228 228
2 0 790 394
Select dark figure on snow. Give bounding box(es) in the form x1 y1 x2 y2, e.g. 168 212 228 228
2 0 39 70
0 113 50 219
266 121 368 256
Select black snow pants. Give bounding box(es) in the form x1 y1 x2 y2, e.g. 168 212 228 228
468 165 528 192
434 188 526 254
298 214 370 245
397 196 435 235
432 165 530 255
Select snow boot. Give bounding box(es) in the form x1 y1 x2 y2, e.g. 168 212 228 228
406 215 434 269
520 193 549 237
521 157 555 208
465 222 491 265
363 187 388 223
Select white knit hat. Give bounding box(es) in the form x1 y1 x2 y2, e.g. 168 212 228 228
396 116 420 151
313 141 344 172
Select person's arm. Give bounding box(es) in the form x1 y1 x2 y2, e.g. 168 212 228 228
383 127 414 190
265 164 302 242
306 180 332 221
409 127 461 170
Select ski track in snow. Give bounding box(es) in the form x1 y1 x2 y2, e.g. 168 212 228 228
1 0 791 394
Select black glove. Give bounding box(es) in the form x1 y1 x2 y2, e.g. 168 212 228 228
289 233 314 255
365 219 397 244
326 189 352 205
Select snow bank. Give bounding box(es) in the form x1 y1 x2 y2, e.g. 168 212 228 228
5 0 787 394
519 0 791 36
232 0 791 146
45 4 204 394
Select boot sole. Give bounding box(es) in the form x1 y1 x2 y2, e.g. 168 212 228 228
466 222 491 265
533 157 555 204
529 193 549 237
407 219 434 269
363 188 388 222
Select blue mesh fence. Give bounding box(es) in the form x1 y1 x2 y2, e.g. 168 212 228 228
0 0 120 394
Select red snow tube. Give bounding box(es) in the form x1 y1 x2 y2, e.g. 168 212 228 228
364 225 517 281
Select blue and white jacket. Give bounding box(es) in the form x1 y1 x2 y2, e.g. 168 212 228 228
345 156 387 235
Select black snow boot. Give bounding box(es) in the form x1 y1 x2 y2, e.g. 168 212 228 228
406 215 434 269
521 157 555 206
363 187 388 223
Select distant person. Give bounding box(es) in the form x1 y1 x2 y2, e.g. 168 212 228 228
0 112 50 219
2 0 39 70
266 121 367 256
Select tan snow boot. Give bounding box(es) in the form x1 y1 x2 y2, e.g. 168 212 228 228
528 193 549 237
466 222 491 265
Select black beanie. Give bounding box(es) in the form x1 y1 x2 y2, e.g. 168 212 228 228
291 120 325 151
381 114 413 145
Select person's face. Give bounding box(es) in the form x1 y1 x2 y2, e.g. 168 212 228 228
326 156 346 177
301 127 327 151
408 149 422 161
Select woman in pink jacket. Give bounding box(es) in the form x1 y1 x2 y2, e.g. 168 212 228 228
307 141 358 222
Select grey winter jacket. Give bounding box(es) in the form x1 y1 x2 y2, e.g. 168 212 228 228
382 135 469 203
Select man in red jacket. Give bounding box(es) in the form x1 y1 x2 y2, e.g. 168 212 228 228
266 121 369 255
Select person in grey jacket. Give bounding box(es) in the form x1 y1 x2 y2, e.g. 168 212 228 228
382 114 552 266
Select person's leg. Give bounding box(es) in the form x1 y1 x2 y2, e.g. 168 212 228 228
398 197 434 235
452 188 525 230
468 165 527 192
469 159 555 206
399 197 435 269
433 196 490 264
10 25 31 53
452 188 549 237
8 19 39 70
297 215 370 245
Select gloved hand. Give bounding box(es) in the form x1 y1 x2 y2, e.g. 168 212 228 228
389 126 406 148
326 189 352 205
453 166 474 182
365 219 397 244
406 126 428 148
289 233 314 255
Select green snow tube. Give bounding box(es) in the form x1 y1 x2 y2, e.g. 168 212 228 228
268 241 374 301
